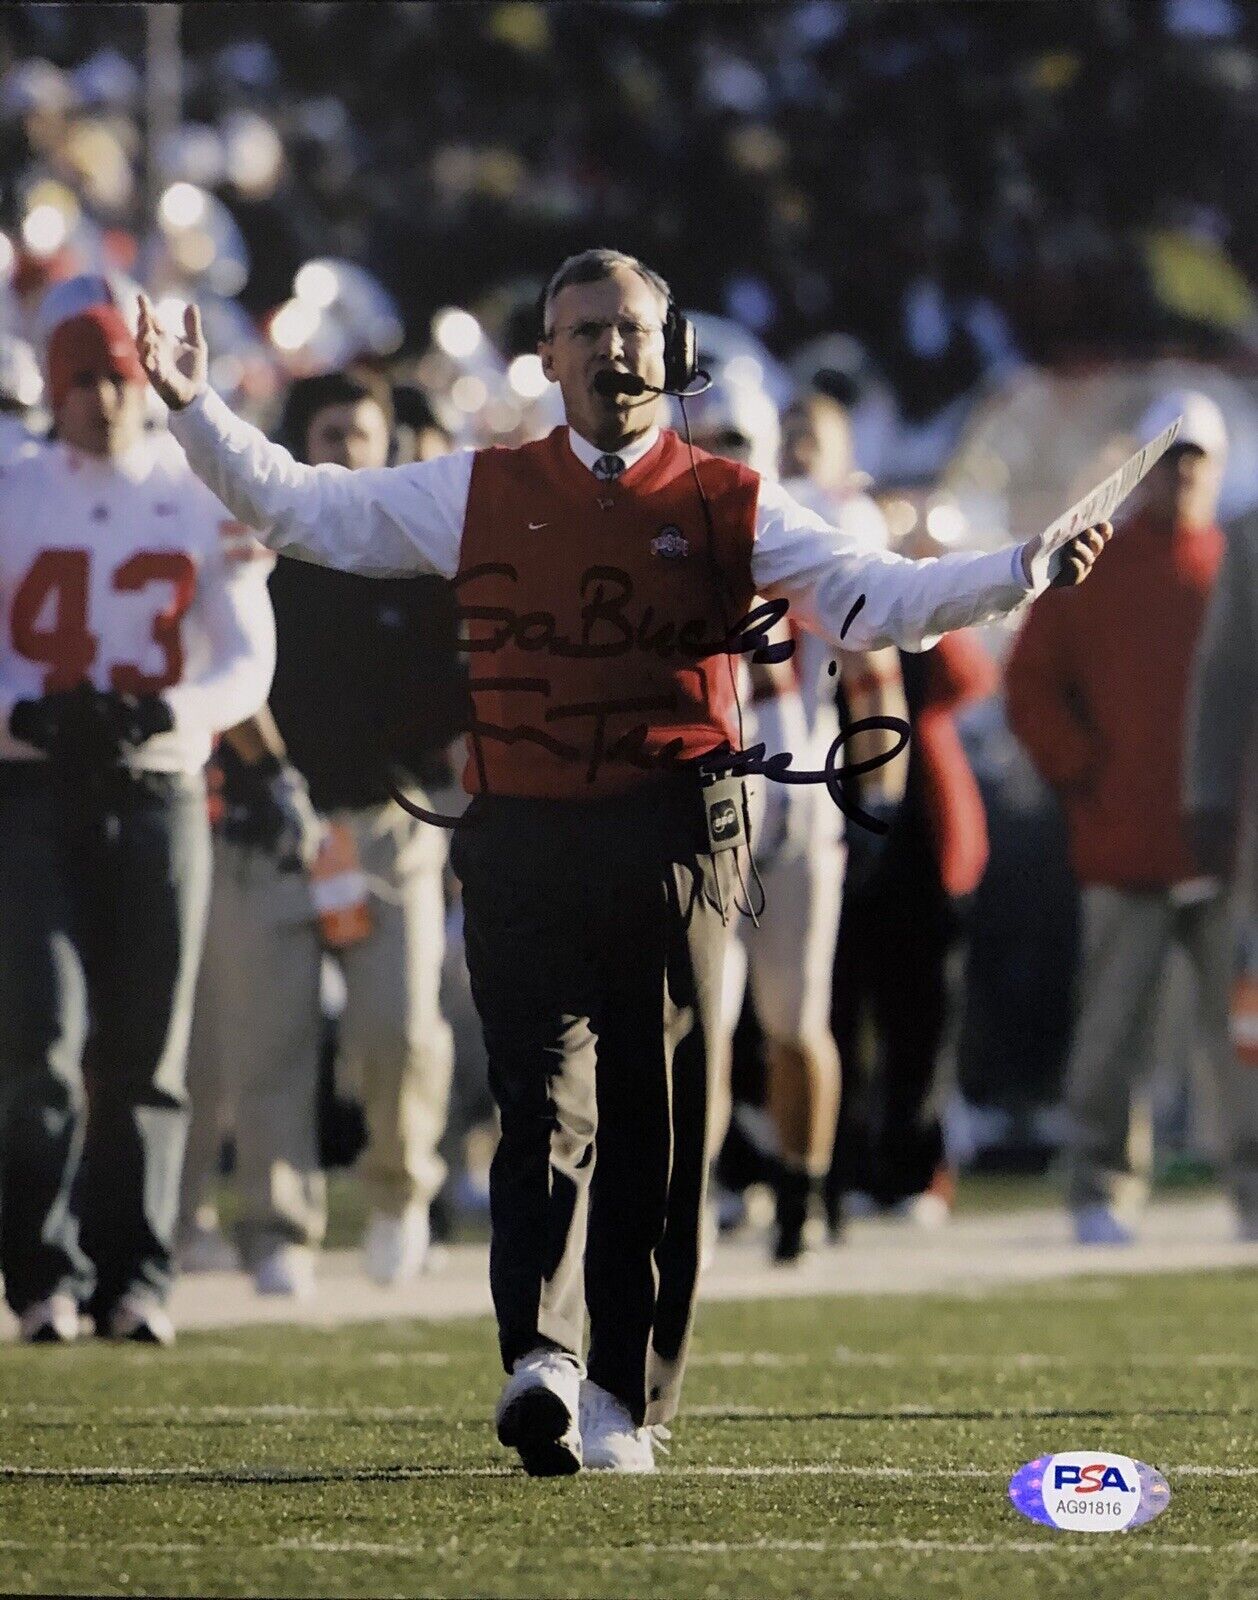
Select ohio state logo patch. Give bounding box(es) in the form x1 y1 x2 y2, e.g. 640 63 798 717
651 524 689 560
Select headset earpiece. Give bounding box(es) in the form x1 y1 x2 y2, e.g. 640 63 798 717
663 301 698 393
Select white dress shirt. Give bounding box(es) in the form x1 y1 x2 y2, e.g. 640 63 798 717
169 389 1039 655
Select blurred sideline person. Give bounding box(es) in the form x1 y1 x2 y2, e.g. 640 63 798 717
779 392 889 549
1007 390 1258 1244
1184 486 1258 1239
0 335 45 466
828 611 996 1230
0 305 274 1343
180 370 463 1295
136 248 1112 1475
693 380 907 1263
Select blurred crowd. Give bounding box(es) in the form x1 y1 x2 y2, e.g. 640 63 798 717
6 2 1258 443
0 3 1255 1341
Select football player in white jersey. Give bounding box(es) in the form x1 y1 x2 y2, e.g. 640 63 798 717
0 304 274 1343
689 381 908 1261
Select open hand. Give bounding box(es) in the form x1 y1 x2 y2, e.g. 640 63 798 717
135 293 207 411
1021 522 1113 588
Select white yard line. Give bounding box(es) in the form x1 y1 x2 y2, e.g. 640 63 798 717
686 1403 1252 1420
636 1538 1257 1556
1 1462 1251 1481
0 1540 205 1554
0 1403 442 1421
1 1537 1249 1558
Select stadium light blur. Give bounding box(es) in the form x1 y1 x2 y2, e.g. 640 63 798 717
926 502 967 544
21 204 69 256
159 182 208 231
221 110 284 199
294 261 340 310
450 374 489 413
484 398 520 434
881 497 919 544
724 354 765 389
270 298 321 352
507 353 548 399
433 308 482 359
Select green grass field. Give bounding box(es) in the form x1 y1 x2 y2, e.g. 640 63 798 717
0 1269 1253 1599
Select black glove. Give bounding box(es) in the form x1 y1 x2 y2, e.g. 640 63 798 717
219 749 323 869
107 691 176 747
9 684 173 768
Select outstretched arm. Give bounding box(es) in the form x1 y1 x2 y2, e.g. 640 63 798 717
135 295 467 579
751 475 1111 653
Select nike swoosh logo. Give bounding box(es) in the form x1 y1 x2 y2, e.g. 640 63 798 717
528 522 548 531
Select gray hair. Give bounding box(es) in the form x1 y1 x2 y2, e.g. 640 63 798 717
539 248 671 338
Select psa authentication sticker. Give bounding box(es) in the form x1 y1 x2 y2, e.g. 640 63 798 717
1009 1452 1171 1531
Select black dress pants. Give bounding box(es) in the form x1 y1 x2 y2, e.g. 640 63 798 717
0 764 210 1317
827 827 960 1208
451 784 733 1426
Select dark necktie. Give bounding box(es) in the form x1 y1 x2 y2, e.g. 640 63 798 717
593 453 625 481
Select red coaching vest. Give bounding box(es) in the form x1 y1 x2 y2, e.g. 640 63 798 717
457 426 759 799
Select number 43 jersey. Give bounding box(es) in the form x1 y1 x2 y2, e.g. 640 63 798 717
0 431 276 773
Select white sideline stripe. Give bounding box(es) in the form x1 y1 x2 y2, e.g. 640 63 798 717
117 1345 462 1367
1 1462 1251 1480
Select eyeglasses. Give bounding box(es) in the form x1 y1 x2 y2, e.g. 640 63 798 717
548 319 663 344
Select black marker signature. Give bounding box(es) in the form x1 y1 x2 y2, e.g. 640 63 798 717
391 712 908 833
386 578 908 833
453 563 795 666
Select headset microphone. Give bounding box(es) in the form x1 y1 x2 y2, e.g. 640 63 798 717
592 368 711 400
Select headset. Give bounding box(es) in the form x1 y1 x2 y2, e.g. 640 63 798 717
662 301 701 395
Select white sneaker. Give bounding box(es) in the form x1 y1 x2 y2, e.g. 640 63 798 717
178 1223 240 1274
106 1293 176 1346
1072 1204 1136 1246
901 1192 951 1230
362 1206 430 1286
495 1348 583 1476
19 1292 81 1344
578 1380 668 1473
253 1244 316 1300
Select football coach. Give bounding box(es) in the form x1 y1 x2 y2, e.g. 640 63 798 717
136 248 1110 1475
